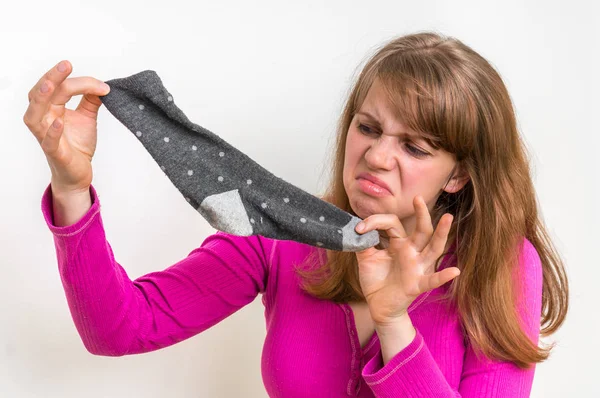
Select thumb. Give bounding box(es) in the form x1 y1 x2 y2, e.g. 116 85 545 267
355 246 379 262
75 91 108 117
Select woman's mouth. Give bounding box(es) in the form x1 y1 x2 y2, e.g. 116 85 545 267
357 178 392 197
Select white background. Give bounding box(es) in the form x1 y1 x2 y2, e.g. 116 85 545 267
1 0 598 396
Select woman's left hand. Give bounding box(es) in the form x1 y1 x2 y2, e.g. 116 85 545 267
354 195 460 327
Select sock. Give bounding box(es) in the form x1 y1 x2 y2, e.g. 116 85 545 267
98 70 379 252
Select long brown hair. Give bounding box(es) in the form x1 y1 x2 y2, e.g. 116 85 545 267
295 32 569 369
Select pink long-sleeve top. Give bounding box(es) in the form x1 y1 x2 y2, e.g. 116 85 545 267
41 183 543 397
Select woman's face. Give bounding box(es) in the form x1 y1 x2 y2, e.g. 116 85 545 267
343 78 468 236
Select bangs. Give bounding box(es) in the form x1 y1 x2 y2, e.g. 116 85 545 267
364 52 474 154
379 55 443 150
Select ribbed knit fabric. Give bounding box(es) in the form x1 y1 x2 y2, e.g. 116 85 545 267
41 183 543 397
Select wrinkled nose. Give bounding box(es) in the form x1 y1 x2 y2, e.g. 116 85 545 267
364 139 395 170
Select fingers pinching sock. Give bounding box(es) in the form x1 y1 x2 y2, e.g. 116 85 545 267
99 70 379 252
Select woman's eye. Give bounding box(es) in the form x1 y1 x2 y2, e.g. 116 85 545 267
358 124 376 135
406 144 428 158
359 123 429 158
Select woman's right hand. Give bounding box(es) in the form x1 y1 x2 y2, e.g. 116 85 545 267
23 60 111 195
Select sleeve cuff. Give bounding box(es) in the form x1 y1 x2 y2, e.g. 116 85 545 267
362 329 451 396
41 183 102 236
362 327 424 381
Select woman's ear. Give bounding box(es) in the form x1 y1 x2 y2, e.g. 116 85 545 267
443 164 470 194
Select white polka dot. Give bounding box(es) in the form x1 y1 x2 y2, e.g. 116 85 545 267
187 170 193 176
164 137 170 143
261 203 267 208
316 242 323 247
260 217 263 223
247 179 252 185
250 218 255 224
138 104 145 110
219 152 224 157
218 176 223 182
192 145 197 151
319 216 325 222
300 218 306 223
283 198 289 203
161 166 166 171
167 96 173 102
337 229 342 234
135 131 142 137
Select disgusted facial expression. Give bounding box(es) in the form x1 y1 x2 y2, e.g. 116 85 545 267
342 78 468 236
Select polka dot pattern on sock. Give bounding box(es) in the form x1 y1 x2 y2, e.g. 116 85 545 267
159 137 303 220
152 126 319 233
100 71 379 252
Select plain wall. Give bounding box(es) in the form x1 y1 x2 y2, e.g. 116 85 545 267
1 0 597 396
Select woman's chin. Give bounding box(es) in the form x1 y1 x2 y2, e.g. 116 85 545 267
349 195 389 219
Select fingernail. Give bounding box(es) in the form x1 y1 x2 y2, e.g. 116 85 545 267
102 83 110 93
356 222 365 232
57 62 67 72
40 82 49 93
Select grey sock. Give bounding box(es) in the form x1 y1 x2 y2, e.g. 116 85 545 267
99 70 379 252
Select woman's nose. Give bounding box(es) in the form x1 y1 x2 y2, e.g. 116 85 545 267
364 139 395 170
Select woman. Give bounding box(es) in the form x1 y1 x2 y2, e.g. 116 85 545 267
24 32 568 397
